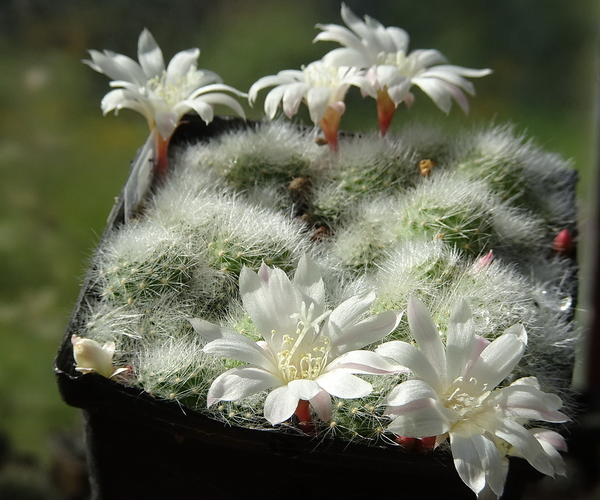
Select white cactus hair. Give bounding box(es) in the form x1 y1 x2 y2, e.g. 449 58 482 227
78 119 578 440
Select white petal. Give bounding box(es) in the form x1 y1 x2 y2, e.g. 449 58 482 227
85 50 147 86
239 265 299 340
154 109 180 139
407 297 447 383
314 23 366 54
446 299 476 384
282 82 310 118
189 318 239 341
531 429 568 453
166 49 200 83
376 341 441 390
184 93 245 120
263 85 287 119
202 336 276 372
386 397 453 437
306 87 332 124
450 430 487 495
467 332 525 391
492 384 568 423
491 417 554 477
293 254 325 312
310 390 332 421
321 47 373 68
330 309 401 355
207 366 279 406
411 77 453 113
137 28 165 78
326 292 375 337
327 349 406 374
469 432 507 496
316 371 372 399
264 385 299 425
287 379 320 400
385 379 441 407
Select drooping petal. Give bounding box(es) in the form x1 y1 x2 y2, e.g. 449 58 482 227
450 428 487 495
263 84 288 119
310 390 332 422
469 431 508 497
207 366 280 406
264 385 300 425
306 86 332 124
490 417 555 477
316 371 372 399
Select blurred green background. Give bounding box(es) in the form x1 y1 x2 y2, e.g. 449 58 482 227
0 0 598 494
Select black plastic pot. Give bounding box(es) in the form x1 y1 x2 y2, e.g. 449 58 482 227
55 116 550 500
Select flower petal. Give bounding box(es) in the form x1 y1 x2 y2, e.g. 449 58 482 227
310 390 332 421
306 86 332 124
189 318 239 341
316 371 372 399
445 299 476 384
264 385 299 425
207 366 279 406
386 396 453 438
407 296 447 383
202 335 277 372
467 331 526 390
288 379 320 400
329 309 401 355
293 254 326 313
327 349 406 375
166 48 200 83
137 28 165 78
491 383 569 423
450 429 487 495
239 265 299 340
376 341 441 391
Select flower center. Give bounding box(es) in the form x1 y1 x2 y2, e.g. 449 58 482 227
303 63 344 89
275 301 332 383
146 68 199 105
444 377 491 420
375 51 422 78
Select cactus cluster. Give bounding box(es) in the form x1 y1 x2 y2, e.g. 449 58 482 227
78 120 577 443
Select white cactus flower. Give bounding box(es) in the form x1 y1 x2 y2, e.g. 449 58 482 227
192 255 402 426
315 4 491 134
377 297 568 499
248 60 374 151
85 28 246 141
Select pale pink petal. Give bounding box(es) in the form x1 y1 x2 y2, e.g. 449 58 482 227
469 431 507 497
310 390 332 421
492 384 568 423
